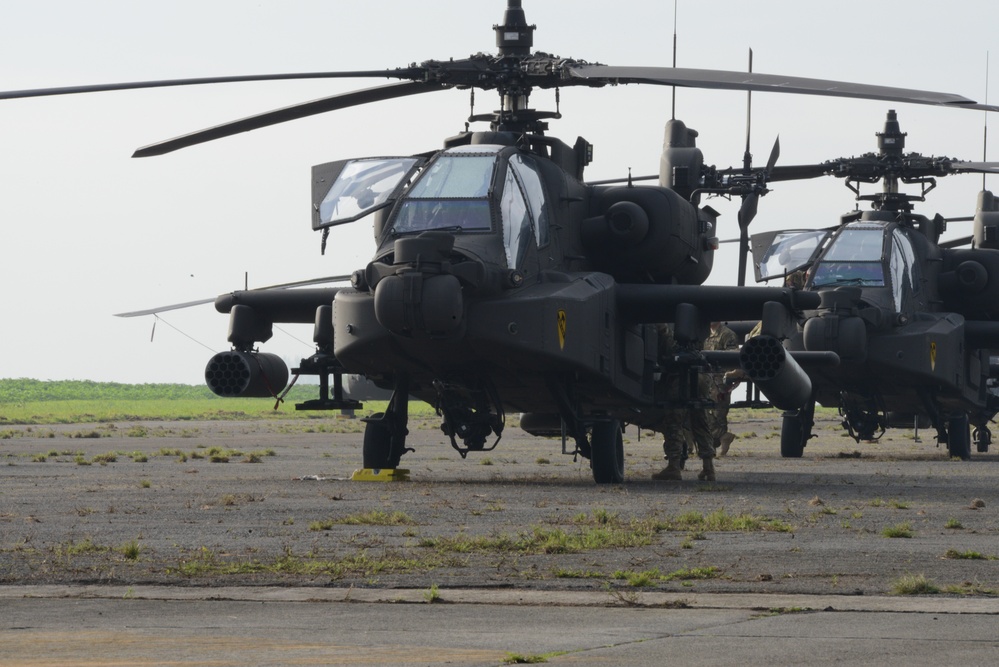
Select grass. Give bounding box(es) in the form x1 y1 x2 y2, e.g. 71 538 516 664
890 574 939 595
0 378 436 425
881 522 914 538
418 510 788 558
943 549 996 560
423 584 441 603
167 546 462 579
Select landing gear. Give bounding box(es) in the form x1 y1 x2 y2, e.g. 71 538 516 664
590 419 624 484
361 377 410 469
973 425 991 453
780 399 814 458
947 414 971 461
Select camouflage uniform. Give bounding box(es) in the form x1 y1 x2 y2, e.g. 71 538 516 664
652 324 716 481
704 323 738 454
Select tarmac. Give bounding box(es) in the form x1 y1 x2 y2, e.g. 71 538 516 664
3 586 999 666
2 412 998 665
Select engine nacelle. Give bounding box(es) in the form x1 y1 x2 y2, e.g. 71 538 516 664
582 185 712 285
205 351 289 398
940 249 999 318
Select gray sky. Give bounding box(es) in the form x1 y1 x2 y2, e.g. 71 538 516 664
1 0 995 384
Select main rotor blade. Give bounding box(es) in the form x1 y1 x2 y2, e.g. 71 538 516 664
114 274 352 317
133 81 446 157
0 70 419 100
949 160 999 173
567 65 999 111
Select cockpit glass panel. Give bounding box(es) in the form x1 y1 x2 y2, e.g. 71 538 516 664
809 226 887 288
893 229 917 289
390 153 497 234
318 157 419 226
406 156 495 198
510 154 549 246
392 199 492 233
501 166 531 268
756 230 828 281
810 261 885 287
823 228 884 261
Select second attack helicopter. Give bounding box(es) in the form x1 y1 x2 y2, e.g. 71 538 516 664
736 110 999 460
6 1 997 481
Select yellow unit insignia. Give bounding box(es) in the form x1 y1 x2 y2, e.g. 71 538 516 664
557 309 567 350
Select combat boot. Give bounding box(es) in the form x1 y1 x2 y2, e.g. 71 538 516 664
651 458 683 481
697 456 716 481
718 432 735 456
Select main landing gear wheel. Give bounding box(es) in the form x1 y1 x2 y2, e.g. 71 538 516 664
947 414 971 461
363 413 403 469
780 400 814 458
590 419 624 484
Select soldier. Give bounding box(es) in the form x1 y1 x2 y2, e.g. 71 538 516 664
704 322 738 455
651 324 717 482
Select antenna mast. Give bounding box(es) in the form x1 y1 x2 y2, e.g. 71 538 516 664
670 0 677 120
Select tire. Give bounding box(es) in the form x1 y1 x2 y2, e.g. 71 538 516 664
780 412 806 458
590 420 625 484
947 415 971 461
362 413 401 469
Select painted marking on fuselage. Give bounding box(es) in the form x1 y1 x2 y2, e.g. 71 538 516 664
557 309 567 350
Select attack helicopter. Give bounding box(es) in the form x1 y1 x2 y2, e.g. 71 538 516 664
5 1 997 482
734 110 999 460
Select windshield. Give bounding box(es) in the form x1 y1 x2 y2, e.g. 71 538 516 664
811 226 886 288
810 261 885 287
822 228 884 261
391 153 496 234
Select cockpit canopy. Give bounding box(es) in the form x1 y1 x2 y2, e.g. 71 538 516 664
312 145 552 271
753 221 919 313
388 145 550 269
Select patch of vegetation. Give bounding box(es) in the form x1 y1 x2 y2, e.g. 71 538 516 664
167 545 460 579
943 549 996 560
890 573 939 595
612 568 661 587
337 511 416 526
669 509 793 533
944 518 963 529
662 566 720 581
941 582 999 596
0 379 436 424
121 540 141 560
423 583 441 603
881 522 914 538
